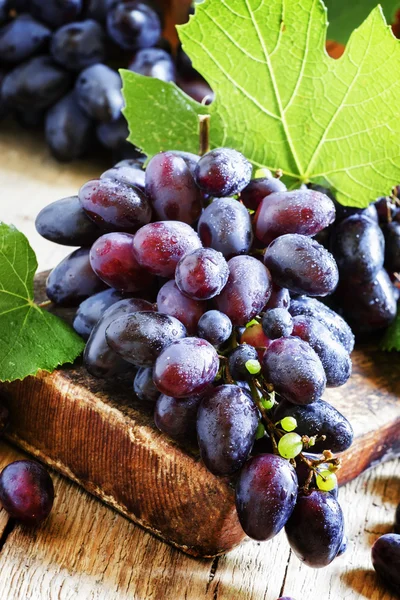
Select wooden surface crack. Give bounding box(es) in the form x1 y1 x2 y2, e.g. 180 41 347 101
278 549 292 598
206 556 220 592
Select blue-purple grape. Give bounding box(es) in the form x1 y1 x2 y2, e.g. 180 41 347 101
273 399 353 453
196 384 259 475
262 308 293 339
2 56 72 111
30 0 83 27
96 118 130 153
292 315 352 387
153 337 219 398
45 92 94 161
331 214 384 283
133 367 160 403
285 490 344 568
264 234 339 297
0 15 51 64
46 247 106 306
175 248 229 300
262 337 326 405
73 288 127 339
35 195 100 246
106 1 161 50
129 47 175 81
84 297 154 377
157 279 205 334
154 393 202 442
235 454 298 541
50 19 106 71
288 297 354 353
194 148 252 197
105 311 187 367
100 159 145 191
214 255 272 326
75 63 123 122
228 344 259 380
198 198 253 258
197 310 232 347
240 177 287 211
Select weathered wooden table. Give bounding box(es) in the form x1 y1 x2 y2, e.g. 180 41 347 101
0 121 399 600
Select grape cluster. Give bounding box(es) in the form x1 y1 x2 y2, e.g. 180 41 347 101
311 187 400 334
0 1 211 161
36 146 355 567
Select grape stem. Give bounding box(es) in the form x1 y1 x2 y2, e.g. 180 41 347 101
37 300 52 309
198 115 210 156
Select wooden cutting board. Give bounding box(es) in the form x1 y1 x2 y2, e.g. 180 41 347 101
0 273 399 558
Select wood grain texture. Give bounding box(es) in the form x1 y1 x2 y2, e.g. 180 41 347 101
0 275 399 557
0 441 397 600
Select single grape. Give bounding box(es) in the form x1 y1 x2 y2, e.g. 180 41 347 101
0 460 54 525
129 47 175 81
30 0 83 27
194 148 252 197
280 416 297 432
264 283 290 310
273 399 354 453
262 337 326 405
264 234 339 297
35 196 100 247
214 255 272 326
289 296 354 353
50 19 106 72
285 490 344 568
371 534 400 594
154 393 202 442
278 433 303 459
46 247 106 306
79 178 151 233
331 214 384 283
157 280 205 334
101 160 145 191
0 15 51 64
332 196 378 223
145 152 202 224
107 1 161 50
75 63 123 122
254 189 335 246
383 221 400 272
153 337 219 398
291 315 352 387
337 269 397 333
133 367 160 403
262 308 293 339
197 310 232 347
97 118 130 153
84 297 154 377
175 248 229 300
133 221 202 277
316 469 337 492
105 311 187 367
2 56 72 111
235 454 298 540
90 232 155 292
228 344 259 380
240 177 287 211
197 384 259 475
45 92 95 162
197 198 253 258
73 288 126 340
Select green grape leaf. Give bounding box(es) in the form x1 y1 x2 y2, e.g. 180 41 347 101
325 0 400 45
380 310 400 351
121 0 400 208
0 223 85 382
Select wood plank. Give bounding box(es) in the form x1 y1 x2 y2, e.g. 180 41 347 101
0 441 396 600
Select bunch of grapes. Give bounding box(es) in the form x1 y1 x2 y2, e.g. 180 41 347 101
36 145 355 567
310 186 400 334
0 0 211 161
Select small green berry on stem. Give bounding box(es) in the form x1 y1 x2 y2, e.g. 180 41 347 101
278 433 303 459
280 416 297 432
316 469 337 492
245 359 261 375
